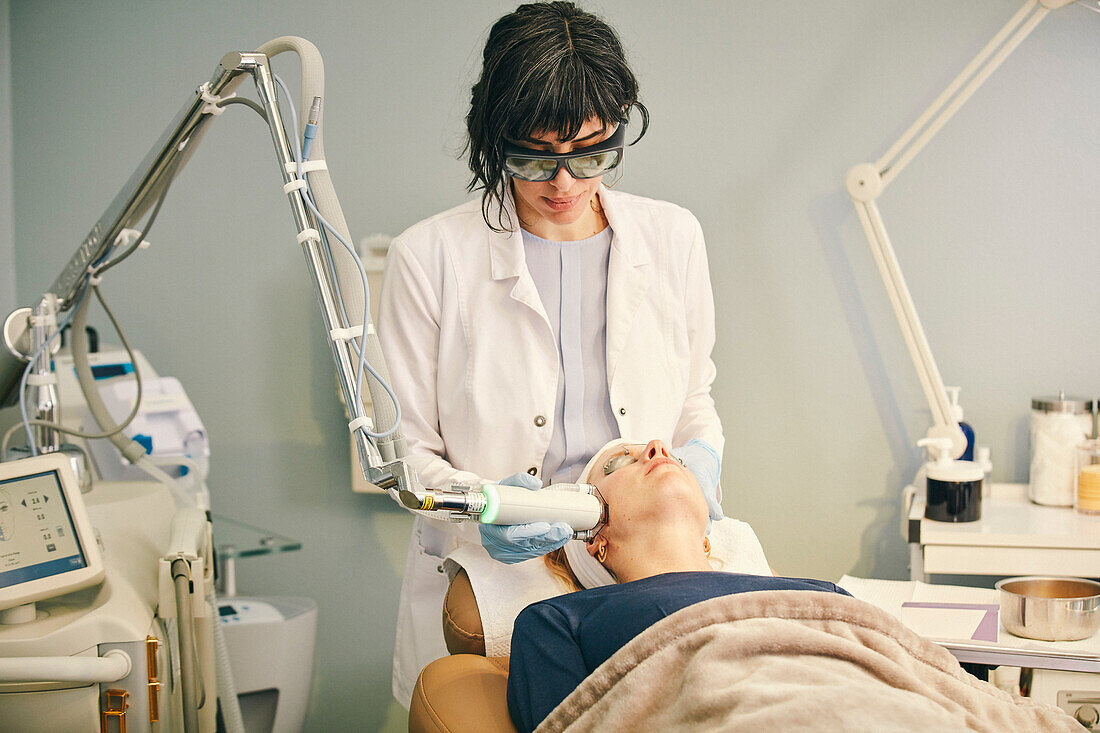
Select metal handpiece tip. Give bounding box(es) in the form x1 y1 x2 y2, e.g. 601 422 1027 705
398 489 423 510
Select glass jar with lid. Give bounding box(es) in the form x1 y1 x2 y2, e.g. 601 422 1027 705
1029 393 1095 506
1076 439 1100 515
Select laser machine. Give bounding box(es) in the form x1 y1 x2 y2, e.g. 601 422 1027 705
0 35 605 732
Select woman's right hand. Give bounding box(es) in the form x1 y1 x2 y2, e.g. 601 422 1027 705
478 472 573 563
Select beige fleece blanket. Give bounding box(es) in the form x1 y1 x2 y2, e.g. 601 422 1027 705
535 590 1080 732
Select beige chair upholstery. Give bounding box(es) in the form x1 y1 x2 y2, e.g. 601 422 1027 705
410 569 518 733
442 568 486 656
408 654 517 733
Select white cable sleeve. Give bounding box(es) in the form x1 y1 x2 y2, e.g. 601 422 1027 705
172 561 201 733
208 594 245 733
147 453 208 483
135 457 197 509
146 454 209 510
0 650 131 684
69 292 148 464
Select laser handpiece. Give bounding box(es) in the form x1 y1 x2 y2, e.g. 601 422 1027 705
398 482 606 540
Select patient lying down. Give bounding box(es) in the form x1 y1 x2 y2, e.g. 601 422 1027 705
508 439 849 731
506 440 1079 733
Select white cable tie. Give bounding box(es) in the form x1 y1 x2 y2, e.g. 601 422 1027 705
329 325 364 342
283 179 309 195
296 228 321 245
283 160 327 175
198 82 233 117
366 323 376 336
114 227 145 249
26 373 58 386
348 416 374 434
83 262 104 286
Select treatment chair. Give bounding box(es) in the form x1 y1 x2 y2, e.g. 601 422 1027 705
408 569 518 733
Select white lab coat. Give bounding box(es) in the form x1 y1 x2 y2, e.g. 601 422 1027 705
377 186 724 706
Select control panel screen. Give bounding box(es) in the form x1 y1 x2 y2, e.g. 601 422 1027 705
0 469 88 589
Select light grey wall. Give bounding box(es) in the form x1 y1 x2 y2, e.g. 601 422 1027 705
1 0 14 317
9 1 1100 729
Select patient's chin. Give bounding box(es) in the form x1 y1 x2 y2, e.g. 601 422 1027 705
654 473 704 505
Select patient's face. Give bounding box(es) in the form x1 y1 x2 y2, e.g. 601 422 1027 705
589 439 707 541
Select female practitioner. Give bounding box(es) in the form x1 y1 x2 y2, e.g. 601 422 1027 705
378 2 724 704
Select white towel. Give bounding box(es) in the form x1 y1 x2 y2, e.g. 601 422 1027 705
445 517 772 658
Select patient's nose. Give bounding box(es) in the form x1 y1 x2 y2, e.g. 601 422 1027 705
644 440 670 461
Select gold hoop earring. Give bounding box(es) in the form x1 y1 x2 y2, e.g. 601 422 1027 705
703 536 711 558
596 543 608 564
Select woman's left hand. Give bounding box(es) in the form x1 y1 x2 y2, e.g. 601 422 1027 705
478 472 573 563
672 439 724 523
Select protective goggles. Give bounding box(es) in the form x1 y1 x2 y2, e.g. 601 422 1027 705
502 123 626 182
602 443 683 475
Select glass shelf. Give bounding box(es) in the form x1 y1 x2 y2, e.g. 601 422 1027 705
212 513 301 560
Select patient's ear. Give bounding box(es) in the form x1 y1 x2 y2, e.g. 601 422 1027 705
586 539 604 559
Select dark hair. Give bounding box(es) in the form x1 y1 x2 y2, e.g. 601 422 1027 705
465 1 649 231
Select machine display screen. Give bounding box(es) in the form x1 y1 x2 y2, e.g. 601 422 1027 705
0 469 88 589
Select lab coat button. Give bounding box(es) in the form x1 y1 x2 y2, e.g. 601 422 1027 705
527 467 538 476
534 415 547 427
619 407 627 415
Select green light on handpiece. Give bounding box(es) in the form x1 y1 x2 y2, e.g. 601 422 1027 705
479 484 500 524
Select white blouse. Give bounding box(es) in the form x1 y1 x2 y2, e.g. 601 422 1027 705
521 226 620 484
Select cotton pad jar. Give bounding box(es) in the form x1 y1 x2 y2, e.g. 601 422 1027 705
1029 394 1094 507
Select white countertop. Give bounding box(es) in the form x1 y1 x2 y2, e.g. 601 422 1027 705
910 483 1100 548
840 575 1100 672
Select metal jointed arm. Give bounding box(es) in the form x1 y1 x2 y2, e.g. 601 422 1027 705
238 39 409 488
844 0 1074 458
4 38 416 498
49 61 253 312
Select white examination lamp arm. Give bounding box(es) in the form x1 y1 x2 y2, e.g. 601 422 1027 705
846 175 965 457
845 0 1073 459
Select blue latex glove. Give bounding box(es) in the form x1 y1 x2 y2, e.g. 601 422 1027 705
673 439 724 523
478 472 573 564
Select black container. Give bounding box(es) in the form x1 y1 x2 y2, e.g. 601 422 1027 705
926 477 982 522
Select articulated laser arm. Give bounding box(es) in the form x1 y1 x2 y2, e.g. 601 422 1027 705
0 38 606 537
1 38 408 492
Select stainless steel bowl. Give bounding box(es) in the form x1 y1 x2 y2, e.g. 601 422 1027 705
996 576 1100 641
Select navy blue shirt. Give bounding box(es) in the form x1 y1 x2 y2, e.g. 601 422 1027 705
506 572 850 733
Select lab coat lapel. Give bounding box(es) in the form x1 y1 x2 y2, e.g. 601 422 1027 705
602 188 651 385
487 193 551 325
